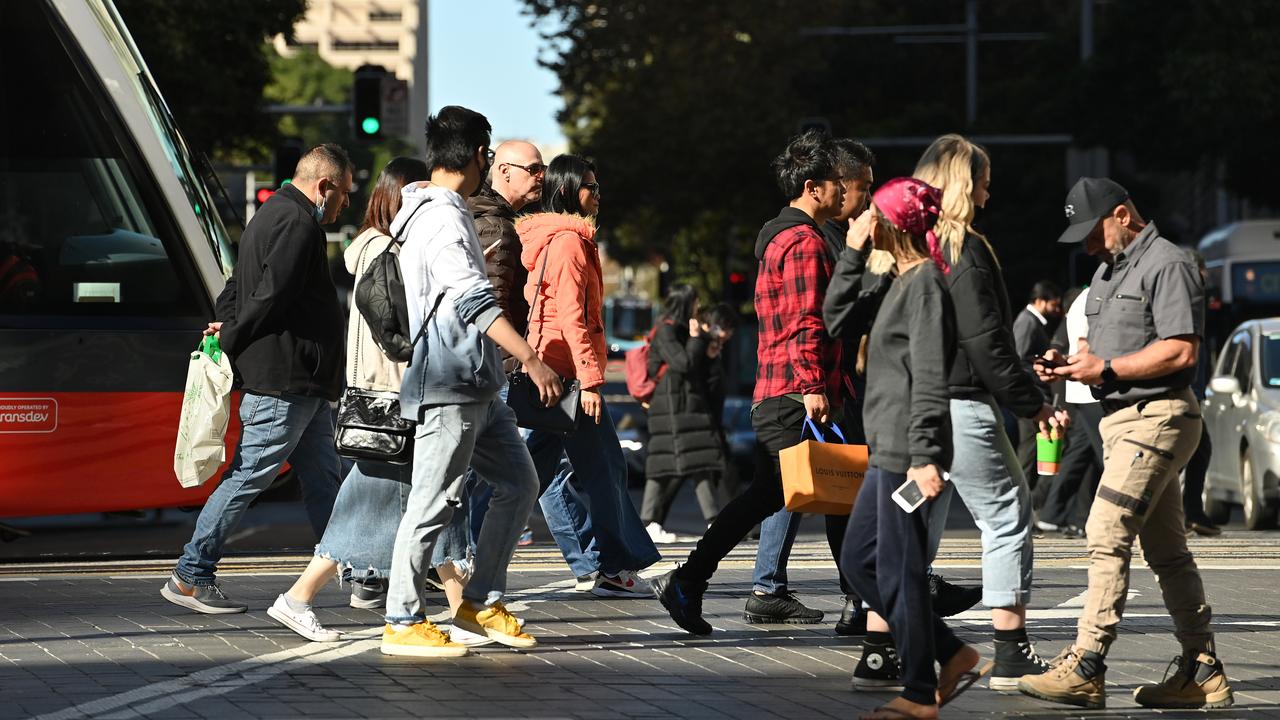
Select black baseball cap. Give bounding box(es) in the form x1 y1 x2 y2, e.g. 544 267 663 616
1057 177 1130 244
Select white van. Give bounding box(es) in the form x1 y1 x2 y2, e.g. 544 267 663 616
1197 220 1280 357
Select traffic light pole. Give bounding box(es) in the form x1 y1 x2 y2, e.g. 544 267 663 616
245 170 257 223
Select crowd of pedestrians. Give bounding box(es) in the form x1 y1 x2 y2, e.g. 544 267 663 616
158 106 1234 716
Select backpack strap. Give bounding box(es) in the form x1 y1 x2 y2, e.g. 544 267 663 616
393 198 441 365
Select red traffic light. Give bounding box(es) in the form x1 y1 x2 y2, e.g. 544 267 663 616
255 187 275 205
729 272 746 284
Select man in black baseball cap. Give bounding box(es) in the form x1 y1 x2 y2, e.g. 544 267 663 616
1018 180 1232 710
1057 176 1130 247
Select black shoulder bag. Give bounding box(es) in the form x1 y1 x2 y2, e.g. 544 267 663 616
505 244 582 433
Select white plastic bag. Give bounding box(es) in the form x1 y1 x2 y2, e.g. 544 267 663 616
174 336 234 488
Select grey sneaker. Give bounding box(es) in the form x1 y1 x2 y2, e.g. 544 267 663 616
267 595 341 642
160 573 247 614
349 579 387 609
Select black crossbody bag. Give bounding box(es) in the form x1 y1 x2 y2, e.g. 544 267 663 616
505 245 582 433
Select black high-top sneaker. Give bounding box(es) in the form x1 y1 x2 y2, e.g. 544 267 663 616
851 639 904 691
990 631 1050 691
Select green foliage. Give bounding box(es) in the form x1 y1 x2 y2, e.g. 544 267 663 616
116 0 306 161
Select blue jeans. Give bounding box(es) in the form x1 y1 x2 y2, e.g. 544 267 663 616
926 395 1034 608
753 507 802 594
385 398 538 624
176 391 340 585
317 460 471 584
539 456 599 576
527 398 660 577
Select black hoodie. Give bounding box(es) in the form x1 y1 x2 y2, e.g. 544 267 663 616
754 207 822 259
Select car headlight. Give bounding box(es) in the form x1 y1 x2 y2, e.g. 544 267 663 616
1259 412 1280 444
619 439 643 452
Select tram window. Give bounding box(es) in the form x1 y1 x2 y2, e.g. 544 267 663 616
0 3 200 320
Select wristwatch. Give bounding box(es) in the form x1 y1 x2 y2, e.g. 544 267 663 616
1101 359 1118 385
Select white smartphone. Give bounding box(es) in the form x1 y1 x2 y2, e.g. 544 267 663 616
891 477 926 513
891 471 950 514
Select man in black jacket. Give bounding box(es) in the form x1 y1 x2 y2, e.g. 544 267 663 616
1013 281 1063 490
163 144 353 614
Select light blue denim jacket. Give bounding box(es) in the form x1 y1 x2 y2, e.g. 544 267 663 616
393 184 505 418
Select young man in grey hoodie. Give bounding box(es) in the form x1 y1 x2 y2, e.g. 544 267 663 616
381 106 562 657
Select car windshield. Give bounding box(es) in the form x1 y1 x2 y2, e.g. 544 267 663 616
1262 334 1280 387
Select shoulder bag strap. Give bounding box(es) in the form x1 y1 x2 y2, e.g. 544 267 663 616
523 242 553 353
350 236 381 386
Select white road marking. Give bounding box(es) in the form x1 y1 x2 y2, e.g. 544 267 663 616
29 577 573 720
949 588 1140 621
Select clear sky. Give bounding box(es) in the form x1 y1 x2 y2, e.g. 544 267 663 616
428 0 567 150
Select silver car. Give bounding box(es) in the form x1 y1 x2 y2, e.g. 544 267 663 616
1202 319 1280 529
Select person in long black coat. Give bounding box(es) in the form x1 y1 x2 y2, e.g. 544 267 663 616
641 286 725 541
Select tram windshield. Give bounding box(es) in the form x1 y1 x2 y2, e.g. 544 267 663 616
0 1 229 320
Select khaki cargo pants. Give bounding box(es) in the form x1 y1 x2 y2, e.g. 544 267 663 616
1076 387 1214 656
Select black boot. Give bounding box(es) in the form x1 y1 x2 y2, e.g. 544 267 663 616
834 594 867 636
652 567 712 635
929 572 982 617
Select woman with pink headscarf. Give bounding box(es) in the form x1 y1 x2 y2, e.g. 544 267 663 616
827 177 986 718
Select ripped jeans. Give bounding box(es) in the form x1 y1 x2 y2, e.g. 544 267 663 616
385 398 539 624
314 459 472 586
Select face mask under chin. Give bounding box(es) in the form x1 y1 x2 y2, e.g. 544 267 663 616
313 196 327 223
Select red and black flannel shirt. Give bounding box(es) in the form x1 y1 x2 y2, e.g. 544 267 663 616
753 224 844 406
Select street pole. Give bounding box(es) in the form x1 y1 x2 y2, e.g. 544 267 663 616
966 0 978 125
245 170 256 223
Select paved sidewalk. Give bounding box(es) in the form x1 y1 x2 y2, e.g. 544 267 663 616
1 538 1279 719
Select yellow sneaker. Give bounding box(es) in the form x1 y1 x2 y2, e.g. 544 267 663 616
380 622 469 657
453 600 537 648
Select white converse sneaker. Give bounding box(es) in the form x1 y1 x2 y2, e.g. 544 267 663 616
267 594 341 642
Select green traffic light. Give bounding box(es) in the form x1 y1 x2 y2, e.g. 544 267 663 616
361 117 381 135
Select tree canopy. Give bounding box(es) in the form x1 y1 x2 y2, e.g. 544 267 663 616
522 0 1280 302
116 0 306 160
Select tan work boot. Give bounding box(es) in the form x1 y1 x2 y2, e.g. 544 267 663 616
1133 652 1234 709
1016 645 1106 709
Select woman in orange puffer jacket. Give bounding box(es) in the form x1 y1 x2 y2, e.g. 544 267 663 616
516 154 660 598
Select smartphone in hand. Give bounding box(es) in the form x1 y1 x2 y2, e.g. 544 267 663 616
891 471 950 513
1033 353 1065 368
891 477 927 513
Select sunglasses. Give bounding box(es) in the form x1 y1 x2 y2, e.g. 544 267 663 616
506 161 546 176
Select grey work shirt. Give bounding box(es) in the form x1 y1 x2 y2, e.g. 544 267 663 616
1084 222 1204 402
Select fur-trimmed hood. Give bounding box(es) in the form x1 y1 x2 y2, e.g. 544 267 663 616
516 212 597 272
